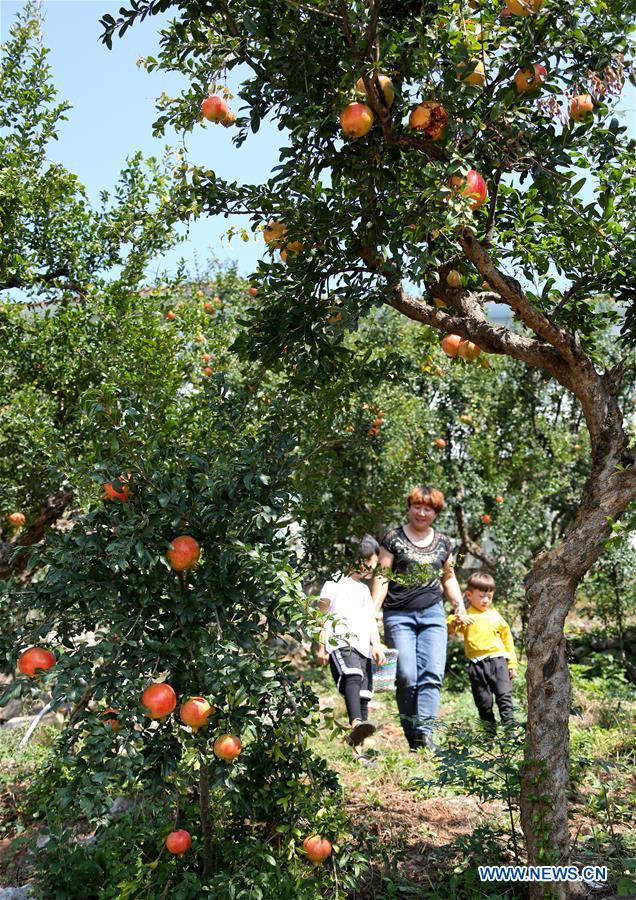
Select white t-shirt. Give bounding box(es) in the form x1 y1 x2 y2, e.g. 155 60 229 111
320 576 375 658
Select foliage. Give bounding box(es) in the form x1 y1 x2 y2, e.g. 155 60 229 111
1 389 363 892
0 263 247 523
0 2 182 302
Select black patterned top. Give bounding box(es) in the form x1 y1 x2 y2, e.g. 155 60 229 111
381 526 454 612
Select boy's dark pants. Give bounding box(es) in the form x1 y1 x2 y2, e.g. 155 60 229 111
468 656 515 724
329 648 373 724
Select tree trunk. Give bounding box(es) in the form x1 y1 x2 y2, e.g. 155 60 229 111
520 422 636 899
521 557 575 900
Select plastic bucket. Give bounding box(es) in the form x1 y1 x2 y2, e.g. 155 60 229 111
372 648 399 691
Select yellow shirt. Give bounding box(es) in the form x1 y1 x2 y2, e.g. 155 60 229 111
447 605 518 666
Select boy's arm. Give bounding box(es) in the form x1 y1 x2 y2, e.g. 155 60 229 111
441 560 472 624
497 613 518 669
316 631 329 665
316 590 333 665
370 607 386 665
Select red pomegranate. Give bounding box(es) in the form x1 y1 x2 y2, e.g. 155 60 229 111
7 512 26 527
179 697 214 733
303 835 333 864
18 647 56 677
201 95 228 122
166 536 200 571
99 707 120 731
449 169 488 210
213 733 242 762
141 682 177 719
102 477 130 502
440 334 463 357
165 829 191 855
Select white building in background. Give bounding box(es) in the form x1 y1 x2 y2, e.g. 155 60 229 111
486 302 514 327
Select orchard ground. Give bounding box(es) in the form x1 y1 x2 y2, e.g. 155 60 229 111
1 596 634 898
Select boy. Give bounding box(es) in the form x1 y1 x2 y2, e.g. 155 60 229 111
317 535 386 746
448 571 518 727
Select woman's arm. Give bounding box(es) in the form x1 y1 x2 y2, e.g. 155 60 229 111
371 546 394 614
441 561 472 624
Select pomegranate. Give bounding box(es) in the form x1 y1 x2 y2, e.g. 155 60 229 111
201 95 228 122
102 478 130 502
339 102 374 139
263 220 287 247
18 647 56 677
142 682 177 719
165 830 191 855
441 334 464 357
303 835 333 864
408 101 448 139
355 73 394 107
569 94 594 122
100 707 120 731
449 169 488 210
514 64 547 92
7 512 26 527
213 733 242 762
179 697 214 733
166 536 200 571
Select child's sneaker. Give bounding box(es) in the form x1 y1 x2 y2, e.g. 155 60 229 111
356 753 377 767
347 721 376 746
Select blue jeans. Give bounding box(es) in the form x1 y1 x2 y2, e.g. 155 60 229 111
383 603 448 743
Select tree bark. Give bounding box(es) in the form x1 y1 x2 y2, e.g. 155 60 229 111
521 407 635 899
522 558 576 900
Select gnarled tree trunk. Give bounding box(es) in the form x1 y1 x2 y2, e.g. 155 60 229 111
521 395 635 899
522 559 577 900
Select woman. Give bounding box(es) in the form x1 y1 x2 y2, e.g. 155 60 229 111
372 484 470 751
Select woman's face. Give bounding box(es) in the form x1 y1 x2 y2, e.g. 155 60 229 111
408 502 437 530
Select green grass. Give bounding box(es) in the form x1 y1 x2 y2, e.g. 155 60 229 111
0 724 59 837
0 724 59 790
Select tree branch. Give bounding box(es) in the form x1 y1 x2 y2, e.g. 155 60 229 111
0 489 74 579
362 0 382 59
459 228 578 359
0 268 84 295
454 487 496 569
389 282 570 376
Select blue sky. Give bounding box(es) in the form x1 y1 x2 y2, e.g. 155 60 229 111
0 0 280 278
